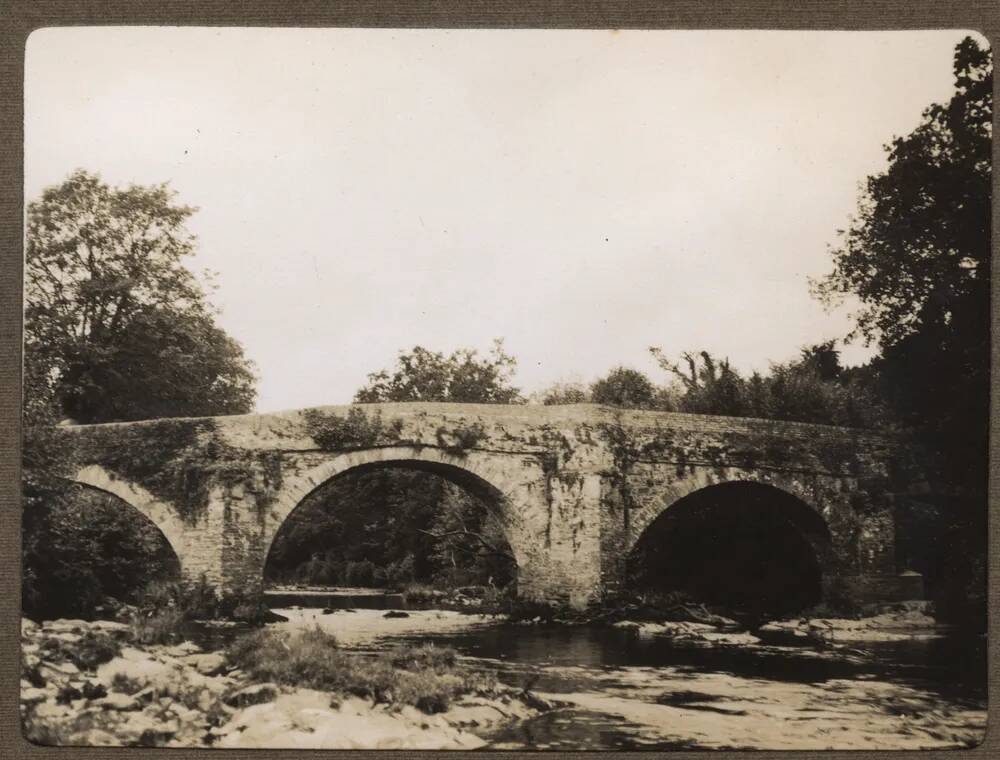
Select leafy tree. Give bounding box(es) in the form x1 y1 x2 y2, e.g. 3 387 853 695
590 367 658 409
354 339 522 404
25 169 257 423
535 380 590 405
652 349 749 417
22 170 258 618
813 37 991 622
649 345 885 428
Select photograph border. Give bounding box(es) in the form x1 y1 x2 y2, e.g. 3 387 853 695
1 1 997 758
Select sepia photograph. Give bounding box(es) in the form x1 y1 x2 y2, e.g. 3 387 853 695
19 26 990 750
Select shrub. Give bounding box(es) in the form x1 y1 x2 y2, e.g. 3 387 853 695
130 608 187 645
37 630 121 671
343 559 377 587
385 555 416 588
70 631 121 670
225 628 491 713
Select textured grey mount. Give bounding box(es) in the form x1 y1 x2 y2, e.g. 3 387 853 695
1 2 997 759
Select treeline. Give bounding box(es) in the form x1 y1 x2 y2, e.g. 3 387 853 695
536 342 888 429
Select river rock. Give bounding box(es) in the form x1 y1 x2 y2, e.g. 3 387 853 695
98 692 141 711
226 682 279 708
44 619 89 634
97 648 171 688
21 686 48 705
67 728 120 746
163 641 202 657
40 659 80 679
183 652 227 676
22 618 39 636
91 620 131 636
118 711 179 746
215 690 486 749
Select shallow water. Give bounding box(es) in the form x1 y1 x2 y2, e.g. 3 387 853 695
191 609 988 750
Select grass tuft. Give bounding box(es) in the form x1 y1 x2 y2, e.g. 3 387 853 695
225 626 491 713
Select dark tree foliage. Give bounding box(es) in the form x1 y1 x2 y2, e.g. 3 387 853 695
354 339 522 404
536 380 590 405
590 367 658 409
647 345 886 428
265 469 514 590
22 487 180 620
25 169 257 423
22 171 258 618
814 37 991 623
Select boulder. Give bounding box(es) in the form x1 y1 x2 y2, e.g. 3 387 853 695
98 692 141 711
44 619 89 634
21 687 48 706
225 682 279 708
90 620 131 636
21 618 39 636
182 652 227 676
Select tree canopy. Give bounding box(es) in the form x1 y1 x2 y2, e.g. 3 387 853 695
354 339 522 404
590 367 659 409
25 170 257 423
814 37 991 622
814 37 991 487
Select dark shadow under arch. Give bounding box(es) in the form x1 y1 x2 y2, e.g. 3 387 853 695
627 481 832 617
22 484 182 619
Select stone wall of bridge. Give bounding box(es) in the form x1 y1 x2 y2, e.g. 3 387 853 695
63 403 921 609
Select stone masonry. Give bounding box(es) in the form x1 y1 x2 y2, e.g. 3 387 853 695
63 403 923 609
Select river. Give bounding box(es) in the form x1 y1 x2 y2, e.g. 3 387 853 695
191 608 987 750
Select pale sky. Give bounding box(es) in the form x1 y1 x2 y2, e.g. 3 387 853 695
24 27 982 412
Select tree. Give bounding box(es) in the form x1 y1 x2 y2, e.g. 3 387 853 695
649 346 885 428
25 170 257 423
354 339 522 404
813 37 991 622
590 367 658 409
22 170 258 618
535 380 590 405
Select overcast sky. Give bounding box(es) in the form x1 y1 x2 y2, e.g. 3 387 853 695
25 27 981 412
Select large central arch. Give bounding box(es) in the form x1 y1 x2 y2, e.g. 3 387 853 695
261 446 531 579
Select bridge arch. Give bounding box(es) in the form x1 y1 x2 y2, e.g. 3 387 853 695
625 474 834 614
70 464 189 571
262 446 530 576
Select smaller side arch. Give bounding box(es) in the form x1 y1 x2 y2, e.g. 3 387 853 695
71 464 190 573
623 475 835 614
624 467 831 560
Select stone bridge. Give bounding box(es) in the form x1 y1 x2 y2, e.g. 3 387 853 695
63 403 924 609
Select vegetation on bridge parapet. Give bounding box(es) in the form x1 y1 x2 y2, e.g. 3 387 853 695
434 423 486 457
303 407 404 451
74 419 285 524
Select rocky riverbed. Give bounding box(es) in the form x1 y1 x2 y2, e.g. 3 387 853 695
20 603 986 750
20 616 550 748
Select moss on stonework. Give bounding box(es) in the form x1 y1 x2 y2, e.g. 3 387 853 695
304 407 403 451
73 418 217 523
73 419 287 524
434 423 485 456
